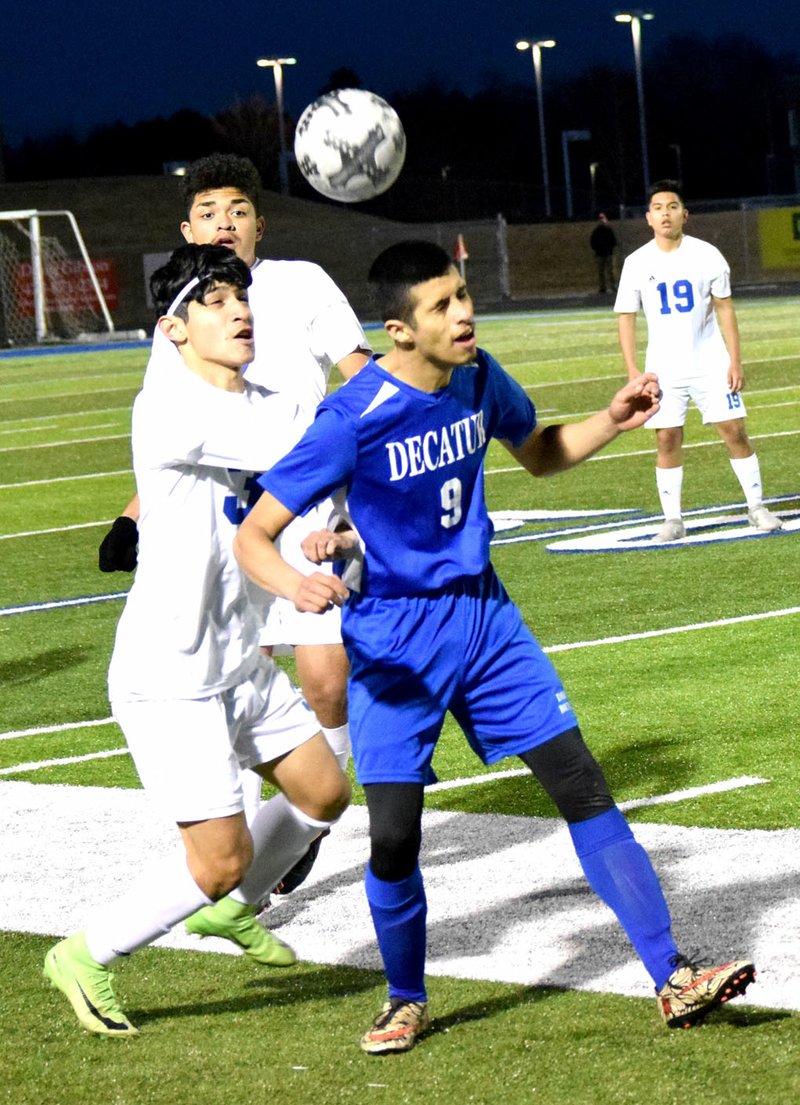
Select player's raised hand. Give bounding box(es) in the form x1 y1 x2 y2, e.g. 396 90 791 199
301 528 360 565
608 372 661 432
292 572 350 614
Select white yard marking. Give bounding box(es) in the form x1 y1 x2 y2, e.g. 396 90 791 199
0 717 115 742
0 380 141 398
0 592 127 617
543 606 800 651
425 770 769 808
0 469 131 490
486 431 799 473
3 781 796 1011
546 512 800 552
0 520 111 540
617 775 769 810
0 433 128 453
0 748 127 775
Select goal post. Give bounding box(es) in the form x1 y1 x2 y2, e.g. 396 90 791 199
0 208 115 345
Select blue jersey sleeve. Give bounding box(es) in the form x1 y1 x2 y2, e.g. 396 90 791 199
479 352 537 446
258 407 357 517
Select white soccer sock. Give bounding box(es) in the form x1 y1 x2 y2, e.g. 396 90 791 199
321 723 351 770
84 851 212 965
229 793 333 906
655 466 683 519
729 453 764 509
240 768 263 824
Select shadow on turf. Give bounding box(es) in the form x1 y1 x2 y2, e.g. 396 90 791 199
130 963 383 1027
249 807 799 1021
0 646 89 689
128 966 785 1036
428 737 711 821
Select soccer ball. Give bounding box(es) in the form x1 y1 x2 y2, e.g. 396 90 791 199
294 89 406 203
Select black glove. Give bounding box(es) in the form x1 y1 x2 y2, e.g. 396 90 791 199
99 516 138 572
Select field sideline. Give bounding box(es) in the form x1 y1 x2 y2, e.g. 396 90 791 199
1 301 799 1104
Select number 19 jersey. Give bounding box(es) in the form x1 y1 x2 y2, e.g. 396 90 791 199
614 235 731 380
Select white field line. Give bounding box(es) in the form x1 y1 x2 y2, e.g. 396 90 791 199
425 769 768 806
0 748 128 776
486 428 800 473
0 423 56 435
517 358 800 381
0 432 128 453
2 421 121 440
0 469 131 490
0 592 127 617
544 606 800 653
0 406 131 427
0 520 111 540
490 496 799 545
2 604 795 758
0 717 115 741
617 776 769 810
4 785 798 1010
0 378 142 397
0 740 769 818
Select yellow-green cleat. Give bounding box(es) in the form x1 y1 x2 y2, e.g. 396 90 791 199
185 897 296 966
43 932 139 1037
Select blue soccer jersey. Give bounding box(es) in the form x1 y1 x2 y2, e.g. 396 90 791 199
258 349 537 598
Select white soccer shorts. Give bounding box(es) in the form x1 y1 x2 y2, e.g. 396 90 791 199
112 659 320 823
645 360 747 429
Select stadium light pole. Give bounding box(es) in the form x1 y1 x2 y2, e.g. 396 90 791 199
256 56 297 195
516 38 556 218
562 130 591 218
669 142 683 181
614 11 654 198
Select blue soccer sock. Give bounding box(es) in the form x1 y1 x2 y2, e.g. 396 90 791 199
365 863 428 1003
568 807 679 990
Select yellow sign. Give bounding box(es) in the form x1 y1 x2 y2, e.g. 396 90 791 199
758 208 800 270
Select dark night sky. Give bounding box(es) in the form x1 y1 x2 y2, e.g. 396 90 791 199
3 1 798 147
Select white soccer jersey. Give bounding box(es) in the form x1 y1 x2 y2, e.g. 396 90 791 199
614 235 731 378
108 333 302 702
244 259 369 417
239 259 369 649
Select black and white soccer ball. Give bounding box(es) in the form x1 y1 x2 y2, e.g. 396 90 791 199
294 88 406 203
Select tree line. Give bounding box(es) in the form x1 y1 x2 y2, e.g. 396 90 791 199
4 35 798 221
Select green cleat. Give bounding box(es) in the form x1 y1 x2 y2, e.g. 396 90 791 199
185 897 296 966
43 932 139 1037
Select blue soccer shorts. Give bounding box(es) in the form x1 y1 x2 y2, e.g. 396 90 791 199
342 565 579 785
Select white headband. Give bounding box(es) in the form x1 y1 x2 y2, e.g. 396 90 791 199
166 275 201 316
142 275 202 392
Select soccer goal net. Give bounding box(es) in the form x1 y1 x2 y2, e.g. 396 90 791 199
0 209 115 345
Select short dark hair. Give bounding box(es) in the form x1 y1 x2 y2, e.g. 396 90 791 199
180 153 262 216
367 240 455 323
647 179 685 205
150 243 252 319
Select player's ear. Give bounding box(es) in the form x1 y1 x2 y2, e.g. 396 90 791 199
255 215 265 242
385 317 414 346
158 314 188 345
180 220 193 244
